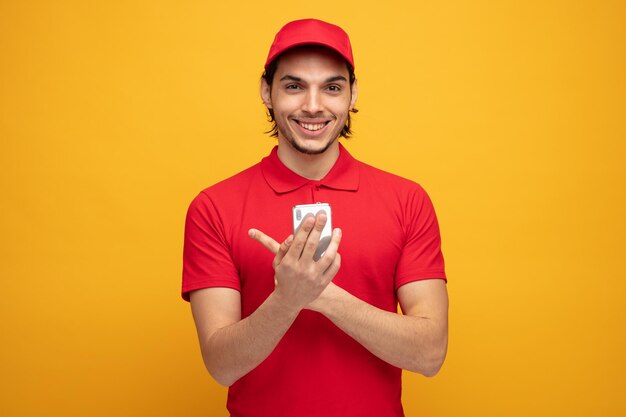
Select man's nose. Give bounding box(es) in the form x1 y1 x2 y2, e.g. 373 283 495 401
301 89 322 114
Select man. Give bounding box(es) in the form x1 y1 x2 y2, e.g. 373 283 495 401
182 19 448 417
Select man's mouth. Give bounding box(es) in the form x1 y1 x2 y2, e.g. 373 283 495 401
296 121 329 131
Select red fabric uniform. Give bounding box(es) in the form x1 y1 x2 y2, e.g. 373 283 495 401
182 144 446 417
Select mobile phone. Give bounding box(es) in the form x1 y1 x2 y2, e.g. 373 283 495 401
292 203 332 261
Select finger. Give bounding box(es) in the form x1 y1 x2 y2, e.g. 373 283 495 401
286 214 317 260
323 252 341 278
248 228 280 255
272 235 293 268
299 211 328 260
293 212 315 235
317 228 342 270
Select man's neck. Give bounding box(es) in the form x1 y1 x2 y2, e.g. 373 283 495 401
276 139 340 181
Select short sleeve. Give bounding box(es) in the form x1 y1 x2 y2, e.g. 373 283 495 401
394 186 446 289
181 191 240 301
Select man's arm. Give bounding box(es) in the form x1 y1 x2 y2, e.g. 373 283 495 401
190 286 300 386
308 279 448 377
251 230 448 377
189 213 341 386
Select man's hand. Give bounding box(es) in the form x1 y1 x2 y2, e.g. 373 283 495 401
191 212 341 387
249 214 448 376
249 211 342 311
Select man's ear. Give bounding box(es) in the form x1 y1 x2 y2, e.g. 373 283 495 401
349 79 358 111
260 78 272 109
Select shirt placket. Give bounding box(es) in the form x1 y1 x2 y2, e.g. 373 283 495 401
310 182 323 202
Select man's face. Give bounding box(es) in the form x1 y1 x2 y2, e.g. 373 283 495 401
261 47 358 155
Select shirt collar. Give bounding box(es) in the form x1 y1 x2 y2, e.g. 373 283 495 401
261 143 360 194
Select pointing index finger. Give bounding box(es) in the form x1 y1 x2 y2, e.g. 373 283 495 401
248 228 280 255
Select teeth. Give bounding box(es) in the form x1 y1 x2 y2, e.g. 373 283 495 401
299 122 326 131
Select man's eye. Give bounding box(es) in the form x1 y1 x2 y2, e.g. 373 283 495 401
285 84 300 90
327 85 341 92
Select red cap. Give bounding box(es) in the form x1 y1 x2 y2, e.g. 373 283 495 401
264 19 354 70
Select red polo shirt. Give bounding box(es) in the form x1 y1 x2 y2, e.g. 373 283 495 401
182 144 446 417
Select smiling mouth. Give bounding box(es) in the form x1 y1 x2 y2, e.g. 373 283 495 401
294 120 331 132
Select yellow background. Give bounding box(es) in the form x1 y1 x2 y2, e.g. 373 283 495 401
1 1 625 416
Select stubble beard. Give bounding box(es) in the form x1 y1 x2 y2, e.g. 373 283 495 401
286 134 338 155
277 119 343 156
